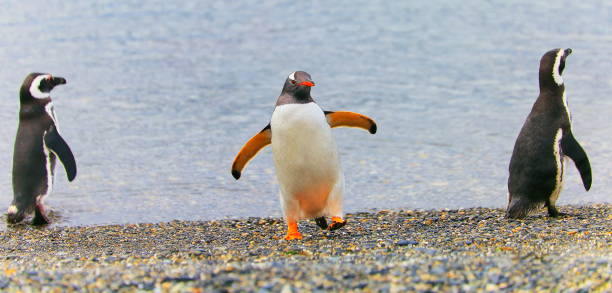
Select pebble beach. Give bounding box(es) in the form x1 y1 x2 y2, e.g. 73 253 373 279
0 204 609 292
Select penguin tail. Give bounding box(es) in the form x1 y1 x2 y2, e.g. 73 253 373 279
506 195 539 219
6 205 25 224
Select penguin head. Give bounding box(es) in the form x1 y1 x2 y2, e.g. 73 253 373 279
539 48 572 88
20 72 67 101
282 71 315 99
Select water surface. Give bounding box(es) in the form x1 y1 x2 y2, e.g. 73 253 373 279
0 1 610 228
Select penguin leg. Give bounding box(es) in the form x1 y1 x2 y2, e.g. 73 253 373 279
32 203 50 225
546 199 565 218
325 176 347 231
280 191 302 240
32 195 50 225
314 217 328 230
285 220 302 240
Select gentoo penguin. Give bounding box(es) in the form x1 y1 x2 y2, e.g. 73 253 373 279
507 48 591 219
232 71 377 240
7 73 77 225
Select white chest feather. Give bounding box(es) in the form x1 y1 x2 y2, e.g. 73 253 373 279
562 91 571 125
551 128 564 203
41 102 58 199
270 103 340 196
42 136 54 197
45 102 59 129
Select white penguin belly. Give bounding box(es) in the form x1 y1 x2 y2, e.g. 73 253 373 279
271 103 340 216
550 128 564 204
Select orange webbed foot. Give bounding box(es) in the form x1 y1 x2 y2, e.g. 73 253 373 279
284 221 302 240
328 217 347 231
284 231 303 240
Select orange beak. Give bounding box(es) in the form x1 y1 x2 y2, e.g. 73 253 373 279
298 81 315 87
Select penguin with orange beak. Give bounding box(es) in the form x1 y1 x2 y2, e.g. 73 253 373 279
232 71 377 240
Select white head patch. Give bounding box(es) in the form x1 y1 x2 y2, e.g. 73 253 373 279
552 49 564 85
29 74 52 99
288 72 296 81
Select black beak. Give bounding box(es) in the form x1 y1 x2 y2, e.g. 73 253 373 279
564 48 572 56
51 76 67 86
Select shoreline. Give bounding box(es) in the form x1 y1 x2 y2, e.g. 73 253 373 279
0 204 610 291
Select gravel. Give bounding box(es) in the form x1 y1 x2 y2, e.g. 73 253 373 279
0 204 609 292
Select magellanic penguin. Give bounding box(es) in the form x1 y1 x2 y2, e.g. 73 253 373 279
507 48 591 219
231 71 377 240
8 73 77 225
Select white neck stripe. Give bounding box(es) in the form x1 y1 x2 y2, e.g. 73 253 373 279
552 50 564 85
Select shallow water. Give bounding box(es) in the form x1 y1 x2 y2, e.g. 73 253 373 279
0 1 610 229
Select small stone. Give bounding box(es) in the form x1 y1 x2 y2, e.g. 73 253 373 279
415 248 437 255
430 266 446 275
139 283 155 290
280 284 293 293
397 240 418 246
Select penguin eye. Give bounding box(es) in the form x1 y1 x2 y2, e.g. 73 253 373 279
290 80 296 84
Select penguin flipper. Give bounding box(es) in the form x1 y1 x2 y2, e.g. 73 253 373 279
231 124 272 180
324 111 377 134
44 125 77 182
561 131 591 190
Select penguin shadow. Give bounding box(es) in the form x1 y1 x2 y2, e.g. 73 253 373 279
506 210 580 221
2 209 65 229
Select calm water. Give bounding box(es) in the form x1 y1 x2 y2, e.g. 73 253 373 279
0 1 610 228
